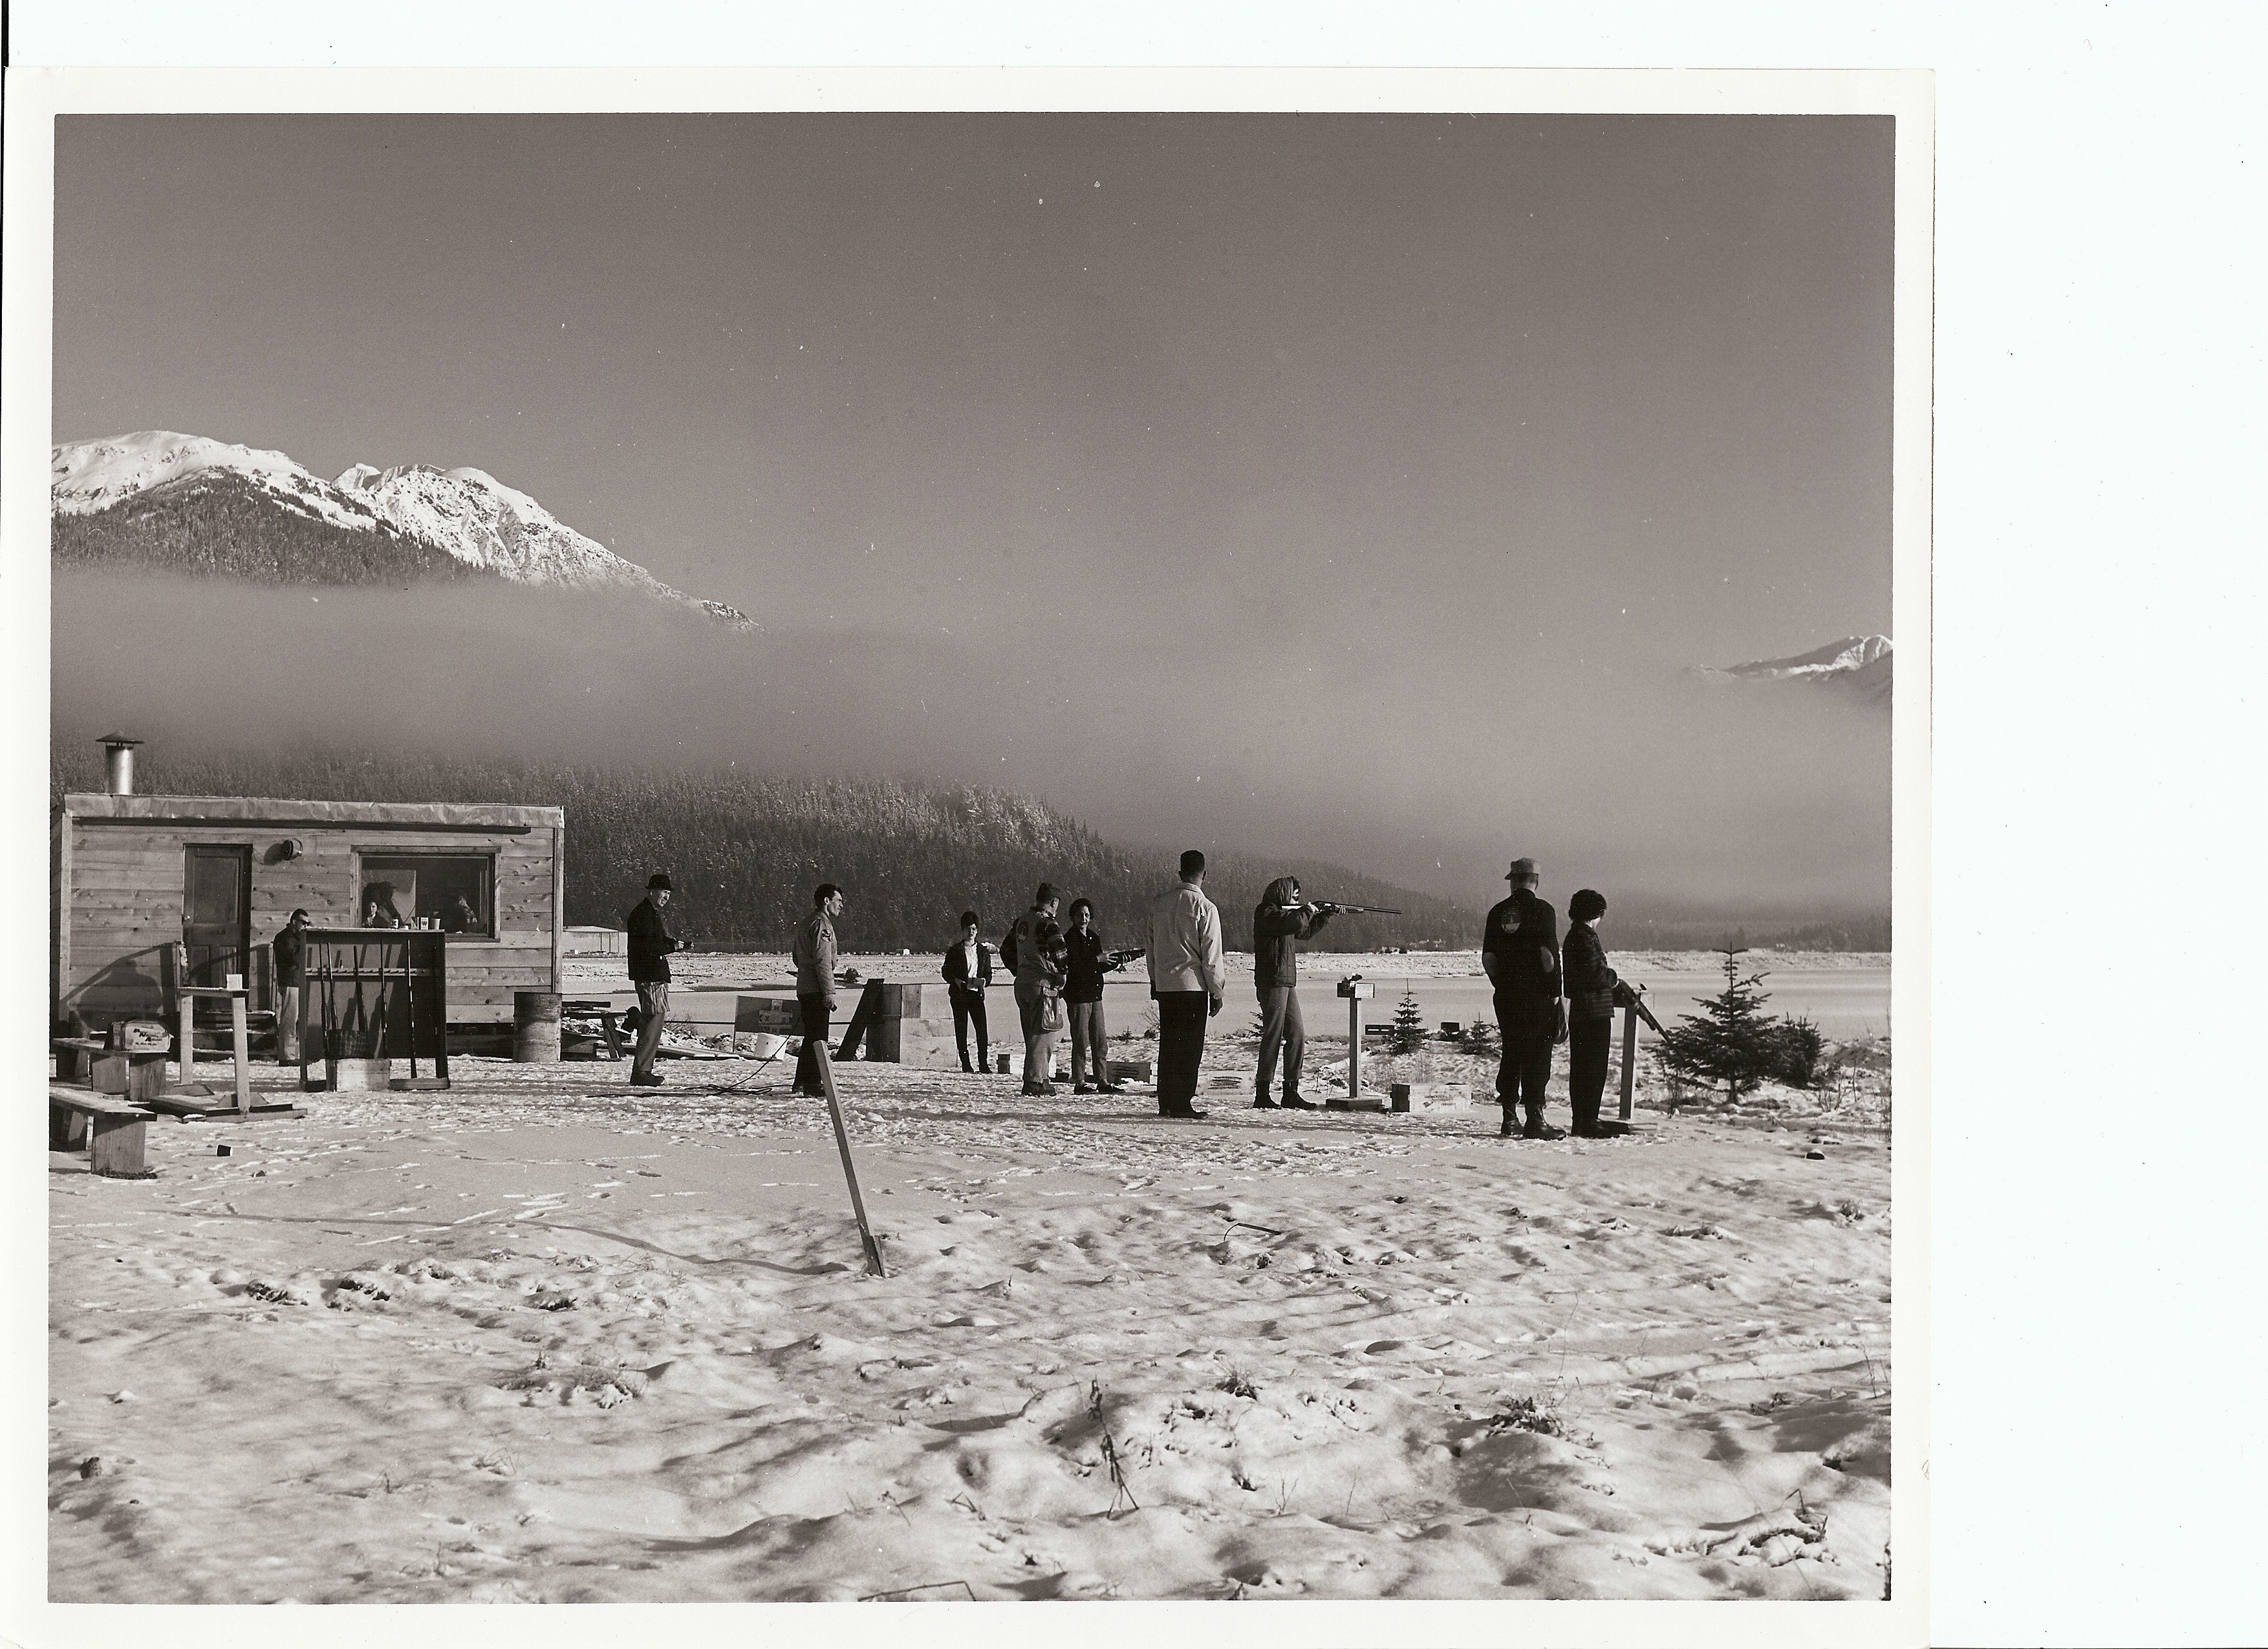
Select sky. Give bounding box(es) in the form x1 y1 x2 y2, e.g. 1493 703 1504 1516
52 113 1893 914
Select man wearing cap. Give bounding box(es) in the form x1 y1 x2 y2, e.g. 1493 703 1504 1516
626 874 680 1087
1147 850 1226 1119
1482 857 1565 1139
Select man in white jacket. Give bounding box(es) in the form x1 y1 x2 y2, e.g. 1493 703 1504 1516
1146 849 1224 1119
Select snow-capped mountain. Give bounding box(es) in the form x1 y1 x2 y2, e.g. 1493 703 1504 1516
52 431 754 629
1690 635 1893 704
54 431 390 532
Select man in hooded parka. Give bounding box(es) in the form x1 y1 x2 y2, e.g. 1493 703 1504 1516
1250 874 1334 1110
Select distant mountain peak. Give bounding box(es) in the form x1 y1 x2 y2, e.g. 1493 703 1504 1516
1689 634 1892 704
52 431 755 629
53 430 384 532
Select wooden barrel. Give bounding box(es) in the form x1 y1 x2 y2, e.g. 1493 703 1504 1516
513 991 563 1062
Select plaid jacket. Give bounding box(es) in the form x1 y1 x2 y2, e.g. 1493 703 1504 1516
1561 922 1621 1022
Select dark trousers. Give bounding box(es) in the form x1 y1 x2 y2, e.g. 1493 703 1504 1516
1154 991 1211 1112
1255 985 1306 1099
793 993 832 1094
1567 1015 1612 1135
1068 998 1107 1084
1497 1040 1552 1121
950 989 989 1072
632 981 669 1083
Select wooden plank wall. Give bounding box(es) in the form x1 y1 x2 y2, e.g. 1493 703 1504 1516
59 821 559 1026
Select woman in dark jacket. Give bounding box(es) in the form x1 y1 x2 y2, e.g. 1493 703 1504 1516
1561 888 1621 1138
940 910 996 1074
1061 898 1125 1094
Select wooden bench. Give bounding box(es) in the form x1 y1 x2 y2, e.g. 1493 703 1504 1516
49 1087 156 1178
51 1036 107 1084
561 999 628 1059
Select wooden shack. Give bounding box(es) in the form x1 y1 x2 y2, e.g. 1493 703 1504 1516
51 791 565 1037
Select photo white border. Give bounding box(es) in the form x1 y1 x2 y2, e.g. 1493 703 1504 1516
3 63 1932 1649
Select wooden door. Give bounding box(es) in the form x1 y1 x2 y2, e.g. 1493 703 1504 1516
183 845 252 1016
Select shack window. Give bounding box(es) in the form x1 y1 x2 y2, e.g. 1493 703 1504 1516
357 853 495 938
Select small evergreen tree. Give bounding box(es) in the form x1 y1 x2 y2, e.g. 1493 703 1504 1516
1656 945 1781 1101
1766 1015 1825 1088
1460 1012 1499 1061
1388 988 1429 1055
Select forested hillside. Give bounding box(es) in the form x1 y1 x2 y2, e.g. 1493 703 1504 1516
52 473 480 585
47 748 1480 953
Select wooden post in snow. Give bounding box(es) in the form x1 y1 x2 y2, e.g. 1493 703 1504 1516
813 1042 887 1277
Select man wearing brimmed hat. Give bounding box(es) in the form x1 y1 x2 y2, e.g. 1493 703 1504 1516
626 873 680 1087
1482 857 1565 1139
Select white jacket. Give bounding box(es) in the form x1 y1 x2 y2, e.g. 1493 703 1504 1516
1147 880 1226 995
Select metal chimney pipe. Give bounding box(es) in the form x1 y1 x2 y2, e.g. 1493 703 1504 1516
98 733 142 797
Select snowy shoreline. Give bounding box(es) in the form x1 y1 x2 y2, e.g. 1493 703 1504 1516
590 949 1894 992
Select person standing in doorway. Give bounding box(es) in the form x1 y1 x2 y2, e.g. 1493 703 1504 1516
1147 850 1225 1119
1482 857 1564 1139
272 908 310 1064
626 873 680 1088
1061 898 1126 1095
1560 887 1623 1139
1251 876 1333 1110
791 884 844 1097
941 909 996 1074
1007 885 1069 1096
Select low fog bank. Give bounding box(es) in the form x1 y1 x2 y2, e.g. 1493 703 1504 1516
52 572 1889 926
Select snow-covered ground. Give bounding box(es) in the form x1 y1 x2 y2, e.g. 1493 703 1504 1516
49 1030 1890 1603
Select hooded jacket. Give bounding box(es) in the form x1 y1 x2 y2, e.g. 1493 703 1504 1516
1252 876 1327 992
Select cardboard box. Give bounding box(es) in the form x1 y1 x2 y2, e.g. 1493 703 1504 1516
1390 1081 1475 1112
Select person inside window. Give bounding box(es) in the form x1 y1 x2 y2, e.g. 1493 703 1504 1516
361 881 406 929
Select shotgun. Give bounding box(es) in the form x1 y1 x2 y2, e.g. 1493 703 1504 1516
1614 980 1665 1035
